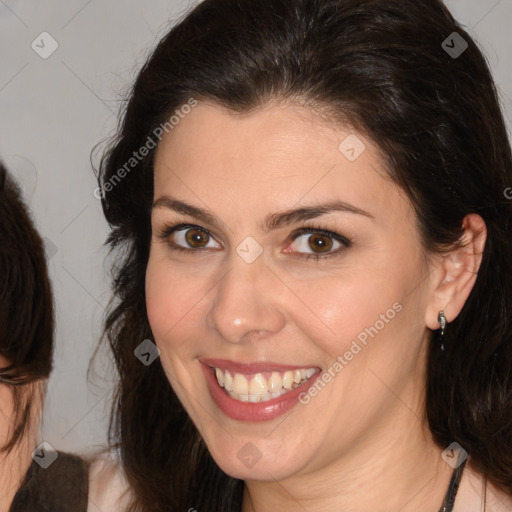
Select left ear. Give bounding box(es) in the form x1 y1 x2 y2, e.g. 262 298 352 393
425 213 487 330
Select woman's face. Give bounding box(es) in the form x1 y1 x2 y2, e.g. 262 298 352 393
146 101 437 481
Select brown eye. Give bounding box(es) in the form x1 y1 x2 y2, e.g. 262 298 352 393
285 228 350 260
307 233 333 253
157 224 222 252
185 228 210 248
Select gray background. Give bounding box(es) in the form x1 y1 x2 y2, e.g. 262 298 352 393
0 0 510 455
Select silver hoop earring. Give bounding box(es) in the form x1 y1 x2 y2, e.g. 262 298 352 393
438 310 447 350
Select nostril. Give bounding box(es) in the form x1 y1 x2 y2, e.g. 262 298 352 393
242 330 266 343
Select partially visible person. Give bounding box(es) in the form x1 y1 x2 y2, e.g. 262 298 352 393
0 161 89 511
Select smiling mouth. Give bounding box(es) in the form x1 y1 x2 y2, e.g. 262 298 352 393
213 367 319 403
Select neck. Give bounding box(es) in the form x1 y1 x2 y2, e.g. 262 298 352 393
242 392 455 512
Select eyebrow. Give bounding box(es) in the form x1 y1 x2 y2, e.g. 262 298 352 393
152 196 374 232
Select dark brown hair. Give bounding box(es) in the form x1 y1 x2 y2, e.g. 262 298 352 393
95 0 512 510
0 162 54 453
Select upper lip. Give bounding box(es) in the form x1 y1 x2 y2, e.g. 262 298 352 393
200 358 319 374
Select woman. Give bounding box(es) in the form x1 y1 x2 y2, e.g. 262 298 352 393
0 162 89 511
90 0 512 510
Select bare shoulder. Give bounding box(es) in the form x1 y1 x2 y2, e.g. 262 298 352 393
455 459 512 512
485 478 512 511
87 450 134 512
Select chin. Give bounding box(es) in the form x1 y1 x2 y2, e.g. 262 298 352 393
202 433 311 482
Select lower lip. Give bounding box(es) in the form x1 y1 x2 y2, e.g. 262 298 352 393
201 364 321 422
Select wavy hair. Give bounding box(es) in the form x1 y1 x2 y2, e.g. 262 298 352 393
94 0 512 510
0 162 54 453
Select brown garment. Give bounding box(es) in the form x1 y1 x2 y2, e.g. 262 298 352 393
9 451 89 512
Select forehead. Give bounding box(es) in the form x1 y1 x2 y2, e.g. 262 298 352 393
152 101 409 224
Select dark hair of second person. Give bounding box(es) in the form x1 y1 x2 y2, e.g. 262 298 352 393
0 162 89 512
0 161 53 452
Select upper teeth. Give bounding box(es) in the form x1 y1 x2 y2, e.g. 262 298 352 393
214 367 317 403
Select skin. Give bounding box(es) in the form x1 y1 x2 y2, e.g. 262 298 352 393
0 354 38 512
146 101 487 511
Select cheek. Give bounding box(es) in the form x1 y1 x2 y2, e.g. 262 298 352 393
145 253 213 354
145 263 168 340
288 264 406 356
145 257 187 345
145 258 202 399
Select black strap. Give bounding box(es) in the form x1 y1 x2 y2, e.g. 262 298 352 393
438 458 467 512
9 452 89 512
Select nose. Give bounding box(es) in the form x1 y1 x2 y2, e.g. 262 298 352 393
205 252 286 344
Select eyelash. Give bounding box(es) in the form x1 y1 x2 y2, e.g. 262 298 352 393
156 222 351 261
